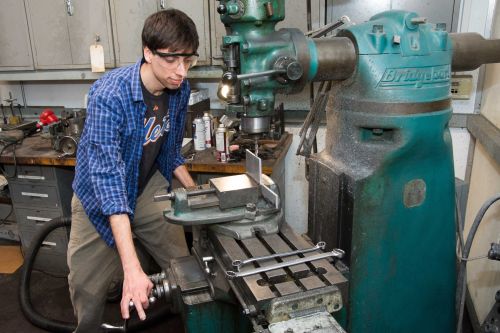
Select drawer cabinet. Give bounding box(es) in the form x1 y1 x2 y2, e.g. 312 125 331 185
5 165 74 275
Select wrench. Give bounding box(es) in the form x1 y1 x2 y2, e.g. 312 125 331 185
232 241 326 271
226 249 344 279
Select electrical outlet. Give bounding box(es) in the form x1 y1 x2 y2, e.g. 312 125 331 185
450 75 473 100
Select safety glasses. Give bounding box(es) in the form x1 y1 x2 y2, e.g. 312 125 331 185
153 50 199 69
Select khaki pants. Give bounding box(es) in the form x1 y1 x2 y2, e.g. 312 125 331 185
67 171 188 333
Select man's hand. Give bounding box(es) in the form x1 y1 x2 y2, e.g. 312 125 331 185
120 265 153 320
109 214 152 320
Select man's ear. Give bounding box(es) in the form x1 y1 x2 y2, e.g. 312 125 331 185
143 47 153 64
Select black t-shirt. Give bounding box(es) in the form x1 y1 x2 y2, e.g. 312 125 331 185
138 80 170 195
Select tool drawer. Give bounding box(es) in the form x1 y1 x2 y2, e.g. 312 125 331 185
4 165 57 183
10 183 60 208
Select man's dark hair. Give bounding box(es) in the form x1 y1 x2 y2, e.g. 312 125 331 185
142 9 199 53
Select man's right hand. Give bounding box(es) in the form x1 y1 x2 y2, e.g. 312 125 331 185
109 214 153 320
120 265 153 320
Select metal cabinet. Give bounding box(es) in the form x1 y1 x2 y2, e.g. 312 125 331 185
160 0 211 66
110 0 211 67
110 0 160 67
209 0 325 65
5 165 74 275
24 0 114 69
0 0 34 70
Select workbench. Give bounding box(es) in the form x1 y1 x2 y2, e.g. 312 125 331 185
183 132 292 175
0 134 75 167
0 132 293 174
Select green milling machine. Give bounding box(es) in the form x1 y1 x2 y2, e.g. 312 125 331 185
144 1 500 332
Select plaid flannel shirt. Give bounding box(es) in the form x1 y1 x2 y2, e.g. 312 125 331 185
73 59 190 247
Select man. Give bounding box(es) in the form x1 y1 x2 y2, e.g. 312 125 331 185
67 9 198 332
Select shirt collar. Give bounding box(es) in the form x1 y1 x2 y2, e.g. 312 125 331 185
131 59 144 103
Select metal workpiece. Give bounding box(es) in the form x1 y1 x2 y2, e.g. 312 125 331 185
231 241 326 271
226 249 344 279
310 37 357 82
246 148 262 184
209 174 259 209
451 33 500 71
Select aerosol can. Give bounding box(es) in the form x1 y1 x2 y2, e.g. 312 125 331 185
215 123 229 162
202 112 213 148
192 117 205 151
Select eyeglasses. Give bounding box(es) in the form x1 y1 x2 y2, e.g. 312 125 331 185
152 50 199 69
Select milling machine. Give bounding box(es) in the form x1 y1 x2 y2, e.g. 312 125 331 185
146 2 500 333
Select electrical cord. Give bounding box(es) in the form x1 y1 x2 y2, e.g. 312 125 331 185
0 203 13 226
456 193 500 333
0 138 23 179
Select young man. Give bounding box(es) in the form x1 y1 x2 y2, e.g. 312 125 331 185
68 9 198 332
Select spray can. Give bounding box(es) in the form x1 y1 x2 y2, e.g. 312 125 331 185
202 112 213 148
192 117 205 151
215 123 229 162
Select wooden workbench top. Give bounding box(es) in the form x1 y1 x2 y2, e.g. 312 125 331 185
0 132 293 175
185 132 292 175
0 133 76 166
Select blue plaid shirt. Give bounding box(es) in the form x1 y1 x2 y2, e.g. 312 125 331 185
73 59 190 247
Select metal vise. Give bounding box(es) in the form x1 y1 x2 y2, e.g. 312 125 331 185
157 150 283 239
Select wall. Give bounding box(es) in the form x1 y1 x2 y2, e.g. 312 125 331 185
463 0 500 323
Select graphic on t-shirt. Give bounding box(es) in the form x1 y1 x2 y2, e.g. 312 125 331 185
143 114 170 146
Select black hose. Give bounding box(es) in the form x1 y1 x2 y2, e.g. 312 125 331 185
456 193 500 333
19 217 175 333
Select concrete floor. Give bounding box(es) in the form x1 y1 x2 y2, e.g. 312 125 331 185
0 261 184 333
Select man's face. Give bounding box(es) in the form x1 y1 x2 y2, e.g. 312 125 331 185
145 47 198 90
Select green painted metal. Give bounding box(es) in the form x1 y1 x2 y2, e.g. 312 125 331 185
217 4 457 331
330 10 456 332
183 298 251 333
219 0 307 118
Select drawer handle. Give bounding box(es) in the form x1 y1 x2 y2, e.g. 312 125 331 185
21 192 49 198
18 175 45 180
27 216 52 223
41 241 57 248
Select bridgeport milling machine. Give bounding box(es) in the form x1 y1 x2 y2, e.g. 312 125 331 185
145 2 500 332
